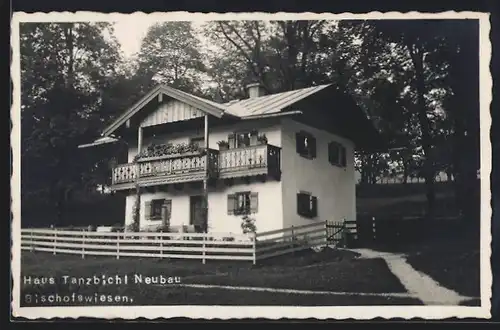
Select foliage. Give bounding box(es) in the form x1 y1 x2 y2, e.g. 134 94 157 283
20 22 130 225
216 140 230 148
130 184 141 232
135 142 202 160
257 134 268 144
241 214 257 234
136 21 206 94
125 222 139 233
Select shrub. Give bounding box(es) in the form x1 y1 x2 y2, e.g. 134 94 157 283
125 222 139 233
241 214 257 234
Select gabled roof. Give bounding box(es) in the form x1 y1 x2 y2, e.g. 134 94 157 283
101 83 378 144
223 84 331 117
102 84 229 137
102 83 336 137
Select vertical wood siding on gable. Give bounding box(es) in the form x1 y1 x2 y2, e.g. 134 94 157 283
140 99 204 128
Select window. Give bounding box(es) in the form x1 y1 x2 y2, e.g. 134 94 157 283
296 131 316 159
227 192 259 215
328 141 347 167
297 192 317 218
145 199 172 222
228 130 258 149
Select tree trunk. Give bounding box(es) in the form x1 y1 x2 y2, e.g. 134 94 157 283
407 44 436 219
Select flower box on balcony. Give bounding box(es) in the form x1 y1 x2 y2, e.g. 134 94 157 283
136 151 204 163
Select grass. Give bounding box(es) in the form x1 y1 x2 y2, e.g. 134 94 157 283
404 237 480 298
368 229 481 299
19 248 414 306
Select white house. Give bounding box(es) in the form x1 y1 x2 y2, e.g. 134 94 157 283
79 82 382 235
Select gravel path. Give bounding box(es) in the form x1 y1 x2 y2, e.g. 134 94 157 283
349 248 475 305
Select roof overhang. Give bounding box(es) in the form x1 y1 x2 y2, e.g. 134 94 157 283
101 84 229 137
240 110 303 120
78 136 121 149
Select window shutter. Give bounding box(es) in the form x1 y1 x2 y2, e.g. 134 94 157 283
162 199 172 226
311 196 318 217
228 133 235 149
328 142 333 164
297 193 306 216
310 135 317 158
227 194 236 215
295 132 303 154
250 192 259 213
144 201 152 221
341 146 347 167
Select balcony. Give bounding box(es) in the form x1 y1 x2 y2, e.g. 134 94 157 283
111 149 219 189
218 144 281 180
111 144 281 190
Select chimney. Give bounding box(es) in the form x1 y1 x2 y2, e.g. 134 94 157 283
245 82 266 98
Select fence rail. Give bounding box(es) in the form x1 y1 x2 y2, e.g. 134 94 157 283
21 220 348 264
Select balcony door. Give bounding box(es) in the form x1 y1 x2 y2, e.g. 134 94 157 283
190 195 205 232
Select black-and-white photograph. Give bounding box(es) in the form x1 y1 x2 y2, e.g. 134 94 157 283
11 11 492 320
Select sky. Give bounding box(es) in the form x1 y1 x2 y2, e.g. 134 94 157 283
112 18 157 58
112 18 206 59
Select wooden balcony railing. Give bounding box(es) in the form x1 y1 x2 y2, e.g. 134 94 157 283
218 144 281 179
111 144 281 188
112 149 219 186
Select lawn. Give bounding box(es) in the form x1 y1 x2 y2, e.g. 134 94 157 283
403 237 481 299
369 230 481 300
19 248 420 306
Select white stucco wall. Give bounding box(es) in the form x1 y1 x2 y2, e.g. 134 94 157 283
208 180 283 235
124 179 283 235
280 118 356 229
123 117 284 234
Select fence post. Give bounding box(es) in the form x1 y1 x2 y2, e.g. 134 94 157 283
324 220 329 248
30 230 34 252
160 230 163 259
252 232 257 265
342 219 347 248
116 233 120 260
53 227 57 255
82 229 85 259
290 225 295 254
202 234 206 264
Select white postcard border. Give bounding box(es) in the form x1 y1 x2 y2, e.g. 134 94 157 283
10 10 493 320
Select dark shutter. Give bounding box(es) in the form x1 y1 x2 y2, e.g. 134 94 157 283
228 133 236 149
250 192 259 213
341 146 347 167
144 201 152 221
162 199 172 226
296 193 302 215
309 135 317 158
227 194 236 215
295 132 303 154
328 142 333 164
297 193 308 216
311 196 318 217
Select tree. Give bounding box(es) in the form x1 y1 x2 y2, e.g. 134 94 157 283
365 19 480 220
20 22 125 225
203 20 333 96
136 21 207 94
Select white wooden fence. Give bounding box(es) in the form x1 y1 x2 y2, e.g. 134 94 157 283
21 220 347 264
